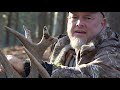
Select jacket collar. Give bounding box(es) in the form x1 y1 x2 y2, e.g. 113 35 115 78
80 26 120 54
91 27 120 48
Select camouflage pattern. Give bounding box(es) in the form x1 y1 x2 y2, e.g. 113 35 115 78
50 27 120 78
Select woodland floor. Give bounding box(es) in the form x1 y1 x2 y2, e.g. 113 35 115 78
2 45 28 60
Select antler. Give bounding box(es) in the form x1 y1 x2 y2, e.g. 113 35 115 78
4 26 57 64
4 26 57 78
24 48 50 78
0 49 21 78
23 25 32 43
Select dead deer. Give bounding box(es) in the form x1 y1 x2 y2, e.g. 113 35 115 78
0 26 57 78
0 50 21 78
0 55 29 78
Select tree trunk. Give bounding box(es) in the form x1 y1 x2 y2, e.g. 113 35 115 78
13 12 19 45
35 12 47 41
52 12 65 37
105 12 120 34
5 12 12 46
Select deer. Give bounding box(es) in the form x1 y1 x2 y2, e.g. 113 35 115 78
0 25 58 78
0 54 30 78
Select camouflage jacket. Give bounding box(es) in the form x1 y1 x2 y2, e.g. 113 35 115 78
50 27 120 78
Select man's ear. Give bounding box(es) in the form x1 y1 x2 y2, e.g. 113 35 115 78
101 18 107 28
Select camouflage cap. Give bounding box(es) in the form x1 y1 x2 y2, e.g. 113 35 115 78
68 12 105 18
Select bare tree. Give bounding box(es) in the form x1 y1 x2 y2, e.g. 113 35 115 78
13 12 19 45
104 12 120 34
5 12 12 46
35 12 47 40
52 12 65 37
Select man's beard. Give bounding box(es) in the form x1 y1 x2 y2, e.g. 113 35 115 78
70 37 87 50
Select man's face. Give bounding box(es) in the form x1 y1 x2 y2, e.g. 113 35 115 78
67 12 106 50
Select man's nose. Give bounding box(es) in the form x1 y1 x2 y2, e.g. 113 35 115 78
76 19 84 28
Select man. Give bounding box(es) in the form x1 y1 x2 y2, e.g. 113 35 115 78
47 12 120 78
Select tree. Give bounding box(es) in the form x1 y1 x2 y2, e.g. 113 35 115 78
52 12 67 37
105 12 120 34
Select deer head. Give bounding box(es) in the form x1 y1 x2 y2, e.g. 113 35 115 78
0 26 57 78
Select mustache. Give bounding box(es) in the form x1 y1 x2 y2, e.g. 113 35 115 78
74 30 86 33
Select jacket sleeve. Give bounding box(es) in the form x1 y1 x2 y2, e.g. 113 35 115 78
51 47 120 78
41 62 53 76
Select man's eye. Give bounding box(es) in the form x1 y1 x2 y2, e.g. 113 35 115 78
87 17 91 19
85 17 92 20
72 16 78 19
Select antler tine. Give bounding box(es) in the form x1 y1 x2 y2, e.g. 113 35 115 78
38 26 50 44
0 49 21 78
23 25 32 43
4 26 35 51
38 26 57 48
23 47 50 78
43 26 50 36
